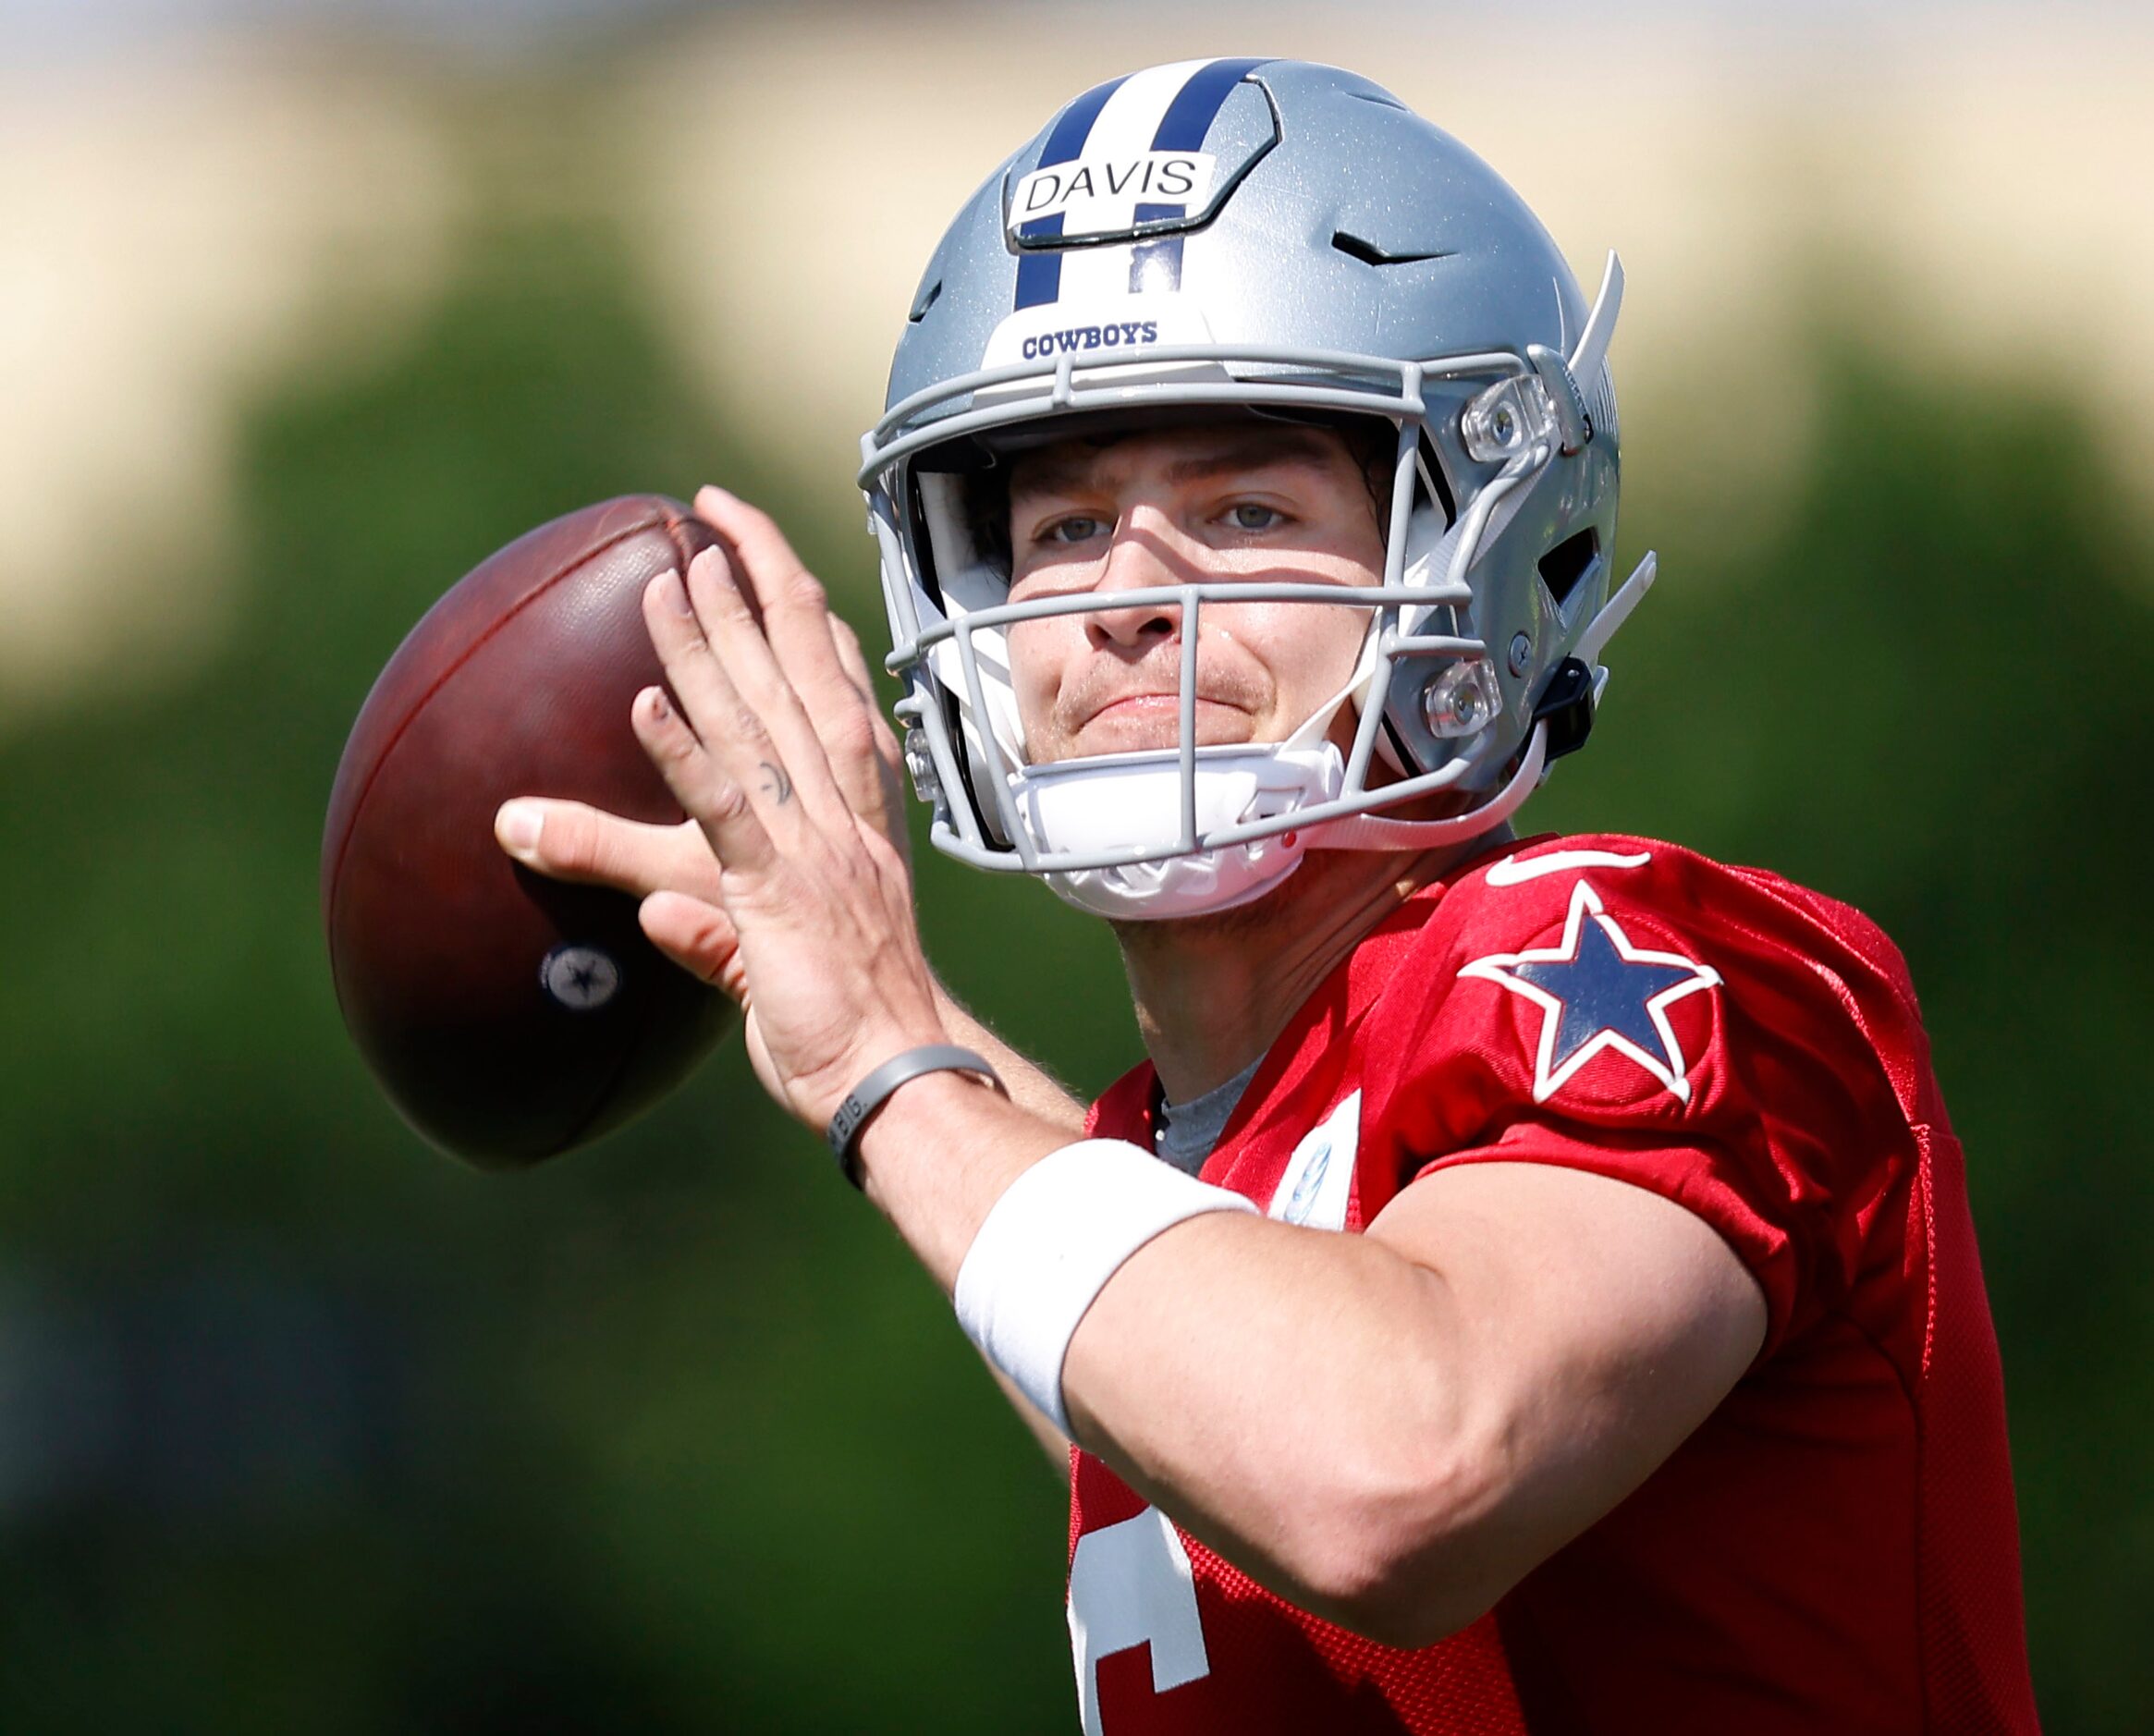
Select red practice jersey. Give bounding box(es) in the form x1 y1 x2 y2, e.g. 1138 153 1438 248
1066 833 2038 1734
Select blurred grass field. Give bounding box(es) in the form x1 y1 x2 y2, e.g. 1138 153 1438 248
2 9 2149 1730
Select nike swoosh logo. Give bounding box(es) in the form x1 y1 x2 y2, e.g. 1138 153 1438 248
1484 848 1653 886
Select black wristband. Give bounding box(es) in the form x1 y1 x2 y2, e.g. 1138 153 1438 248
826 1045 1007 1189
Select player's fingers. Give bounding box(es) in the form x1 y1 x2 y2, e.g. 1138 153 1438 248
694 486 852 695
678 544 853 834
830 614 903 764
630 680 780 879
826 614 910 853
642 564 812 837
803 607 907 844
637 565 754 766
493 800 722 902
638 889 746 999
693 487 891 810
693 485 816 612
827 610 878 701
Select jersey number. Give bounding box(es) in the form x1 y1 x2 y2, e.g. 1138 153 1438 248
1067 1506 1212 1734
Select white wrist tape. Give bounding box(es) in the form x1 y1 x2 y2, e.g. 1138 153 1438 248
952 1139 1259 1436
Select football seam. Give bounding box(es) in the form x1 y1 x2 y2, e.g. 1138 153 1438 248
324 500 674 928
658 502 696 570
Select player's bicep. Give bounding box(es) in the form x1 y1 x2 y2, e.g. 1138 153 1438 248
1366 1159 1766 1582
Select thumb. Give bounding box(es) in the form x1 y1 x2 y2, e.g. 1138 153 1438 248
496 800 723 903
640 889 746 997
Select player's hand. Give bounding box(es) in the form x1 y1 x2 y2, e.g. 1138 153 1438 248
630 490 947 1129
495 486 910 998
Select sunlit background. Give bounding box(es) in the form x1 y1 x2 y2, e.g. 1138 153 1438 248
2 2 2148 1728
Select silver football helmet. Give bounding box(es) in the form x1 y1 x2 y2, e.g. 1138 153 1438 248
859 56 1654 920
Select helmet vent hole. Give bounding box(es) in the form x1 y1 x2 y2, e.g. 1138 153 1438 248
908 278 943 324
1537 529 1601 606
1329 230 1451 268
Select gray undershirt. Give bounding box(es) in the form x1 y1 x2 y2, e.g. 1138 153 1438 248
1151 1057 1265 1177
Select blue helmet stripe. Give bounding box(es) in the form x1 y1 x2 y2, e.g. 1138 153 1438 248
1014 74 1131 311
1150 55 1267 153
1010 223 1064 311
1127 57 1269 294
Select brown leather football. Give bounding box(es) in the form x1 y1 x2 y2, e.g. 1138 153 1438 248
323 495 738 1168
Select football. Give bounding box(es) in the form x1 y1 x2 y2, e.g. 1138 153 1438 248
323 495 739 1168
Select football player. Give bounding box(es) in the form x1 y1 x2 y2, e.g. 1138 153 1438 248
495 58 2040 1732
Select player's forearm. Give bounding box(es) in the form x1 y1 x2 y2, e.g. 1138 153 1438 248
912 997 1081 1463
1058 1210 1508 1643
855 1070 1072 1291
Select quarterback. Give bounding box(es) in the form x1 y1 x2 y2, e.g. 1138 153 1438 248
496 58 2040 1732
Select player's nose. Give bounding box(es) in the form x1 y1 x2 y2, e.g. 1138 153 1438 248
1086 514 1188 648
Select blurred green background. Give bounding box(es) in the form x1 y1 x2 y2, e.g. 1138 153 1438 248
2 5 2148 1730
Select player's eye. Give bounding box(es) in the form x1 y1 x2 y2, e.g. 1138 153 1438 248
1224 502 1285 532
1040 515 1108 546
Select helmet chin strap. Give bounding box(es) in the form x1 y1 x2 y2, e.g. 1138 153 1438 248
1301 718 1548 853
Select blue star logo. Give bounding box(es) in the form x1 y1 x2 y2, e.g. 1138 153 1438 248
1460 880 1722 1104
